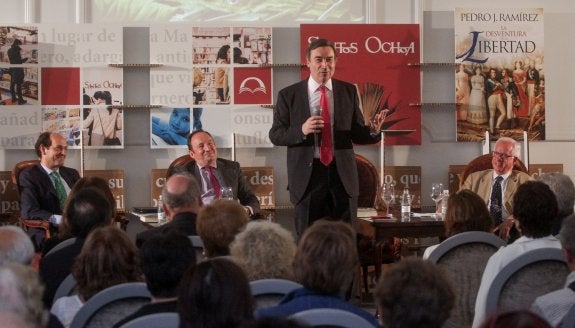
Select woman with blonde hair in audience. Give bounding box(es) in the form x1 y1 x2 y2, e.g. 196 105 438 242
230 220 296 281
50 226 142 327
423 189 494 259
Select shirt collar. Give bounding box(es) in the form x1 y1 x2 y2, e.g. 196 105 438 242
308 77 333 94
40 163 58 175
493 170 511 181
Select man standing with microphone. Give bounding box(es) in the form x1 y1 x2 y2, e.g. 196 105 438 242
269 38 386 236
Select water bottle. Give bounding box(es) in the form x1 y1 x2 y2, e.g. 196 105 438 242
157 195 166 225
401 187 411 221
440 190 450 219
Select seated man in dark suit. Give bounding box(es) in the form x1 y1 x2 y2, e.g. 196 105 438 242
136 172 201 248
39 187 113 308
172 130 260 217
19 132 80 246
114 233 196 327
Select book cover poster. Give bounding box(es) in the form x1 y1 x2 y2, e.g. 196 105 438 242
150 107 192 148
455 8 544 141
42 106 82 148
82 106 124 149
233 67 272 105
300 24 421 146
41 67 80 105
82 67 123 106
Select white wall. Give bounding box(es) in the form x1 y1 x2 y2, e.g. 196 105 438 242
1 0 574 210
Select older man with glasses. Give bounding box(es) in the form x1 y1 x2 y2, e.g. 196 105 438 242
461 137 532 242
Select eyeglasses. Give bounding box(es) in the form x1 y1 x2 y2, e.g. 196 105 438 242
492 151 515 160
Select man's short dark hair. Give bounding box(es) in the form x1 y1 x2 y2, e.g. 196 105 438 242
65 187 112 238
140 233 195 298
513 181 557 238
186 129 214 150
34 132 53 157
305 38 337 60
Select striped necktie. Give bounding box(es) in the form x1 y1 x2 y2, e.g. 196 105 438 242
50 171 67 209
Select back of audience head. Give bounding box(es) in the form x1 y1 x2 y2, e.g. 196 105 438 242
63 186 113 239
513 181 557 238
72 226 141 301
294 219 357 295
0 262 48 328
375 257 454 328
479 310 551 328
537 173 575 234
140 232 195 299
230 220 296 281
445 189 493 237
162 172 201 215
0 225 35 265
178 258 254 328
196 199 249 258
559 215 575 262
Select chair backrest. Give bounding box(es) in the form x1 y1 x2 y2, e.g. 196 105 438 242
289 308 375 328
250 279 302 309
45 238 77 257
70 282 151 328
11 159 40 194
355 153 380 208
166 154 194 178
188 235 205 263
561 303 575 328
428 231 506 327
485 248 569 317
459 154 528 188
118 313 179 328
53 273 77 304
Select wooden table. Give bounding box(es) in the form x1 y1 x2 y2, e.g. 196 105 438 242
357 216 445 278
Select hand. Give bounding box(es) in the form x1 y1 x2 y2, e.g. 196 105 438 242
493 215 517 240
370 109 388 132
302 115 324 136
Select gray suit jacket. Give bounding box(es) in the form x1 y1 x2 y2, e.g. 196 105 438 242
461 169 532 216
269 78 379 204
173 158 260 213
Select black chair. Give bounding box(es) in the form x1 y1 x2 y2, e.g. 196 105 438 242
118 313 179 328
484 248 569 318
45 237 77 257
70 282 151 328
250 278 302 309
427 231 506 327
53 273 77 305
289 308 375 328
561 303 575 328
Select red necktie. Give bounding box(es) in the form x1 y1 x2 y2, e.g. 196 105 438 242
205 166 221 198
319 85 333 166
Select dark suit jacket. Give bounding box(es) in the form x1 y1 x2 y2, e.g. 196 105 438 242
19 164 80 220
269 78 379 204
173 158 260 213
136 211 198 248
38 238 85 308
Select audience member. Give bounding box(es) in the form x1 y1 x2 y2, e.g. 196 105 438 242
375 257 454 328
252 316 310 328
114 233 195 327
480 310 551 328
43 176 116 255
473 181 561 327
0 225 35 265
230 220 297 281
178 258 255 328
461 137 531 241
531 215 575 326
196 199 249 258
537 172 575 235
39 187 114 308
423 189 494 259
136 172 201 248
169 130 260 216
50 226 141 327
19 132 81 248
255 219 380 327
0 262 49 328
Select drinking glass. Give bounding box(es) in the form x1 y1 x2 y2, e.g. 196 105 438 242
381 182 396 217
220 187 233 201
430 183 444 214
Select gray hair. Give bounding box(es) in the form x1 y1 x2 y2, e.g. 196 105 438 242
559 216 575 255
0 262 48 328
0 226 35 265
494 137 519 157
162 172 201 210
537 173 575 218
